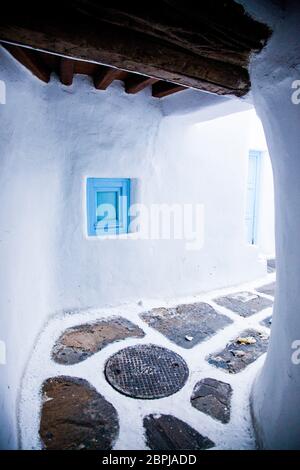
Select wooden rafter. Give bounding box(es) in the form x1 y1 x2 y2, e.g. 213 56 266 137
2 43 50 83
152 82 185 98
93 65 125 90
59 57 74 86
2 43 184 98
125 75 159 94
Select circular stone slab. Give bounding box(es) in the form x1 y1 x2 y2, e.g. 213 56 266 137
105 344 189 399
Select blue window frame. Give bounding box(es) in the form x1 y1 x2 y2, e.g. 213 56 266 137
87 178 130 236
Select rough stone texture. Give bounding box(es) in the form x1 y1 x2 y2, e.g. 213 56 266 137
39 376 119 450
191 378 232 423
105 344 189 399
267 258 276 273
214 291 273 317
260 315 272 328
256 282 276 297
143 414 214 450
207 329 269 373
140 303 232 349
52 317 145 364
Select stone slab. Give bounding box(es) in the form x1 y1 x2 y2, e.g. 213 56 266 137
207 329 269 373
267 258 276 273
191 377 232 423
52 317 145 364
256 282 276 297
140 303 232 349
144 414 214 450
214 291 273 317
39 376 119 450
260 315 272 328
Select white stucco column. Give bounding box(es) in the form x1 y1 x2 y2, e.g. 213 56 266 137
248 0 300 449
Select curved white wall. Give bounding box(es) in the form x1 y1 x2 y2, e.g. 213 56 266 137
245 0 300 449
0 47 265 448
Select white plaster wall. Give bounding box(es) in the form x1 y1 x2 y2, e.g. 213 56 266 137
241 0 300 449
256 153 275 257
53 107 266 310
155 111 266 290
246 110 275 257
0 47 266 448
161 87 252 119
0 48 162 449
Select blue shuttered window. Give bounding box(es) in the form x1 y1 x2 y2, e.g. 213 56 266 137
87 178 130 236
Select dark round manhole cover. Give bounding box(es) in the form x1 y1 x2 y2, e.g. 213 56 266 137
105 344 189 399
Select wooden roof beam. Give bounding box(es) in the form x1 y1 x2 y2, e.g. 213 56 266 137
59 57 74 86
0 16 251 96
125 75 159 94
152 81 185 98
3 44 50 83
93 65 124 90
76 1 271 68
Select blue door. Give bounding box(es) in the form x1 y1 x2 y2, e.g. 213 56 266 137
245 150 261 244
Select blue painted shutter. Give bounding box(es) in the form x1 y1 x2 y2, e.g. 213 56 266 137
87 178 130 236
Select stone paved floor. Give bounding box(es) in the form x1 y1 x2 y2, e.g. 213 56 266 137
19 272 275 450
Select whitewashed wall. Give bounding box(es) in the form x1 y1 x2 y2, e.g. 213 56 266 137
246 110 275 257
242 0 300 449
0 47 266 448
